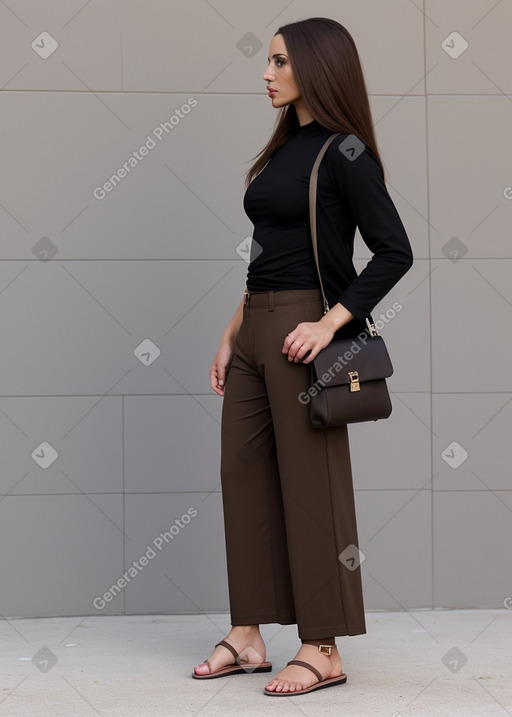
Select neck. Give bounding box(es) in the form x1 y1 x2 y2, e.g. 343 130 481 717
294 99 314 126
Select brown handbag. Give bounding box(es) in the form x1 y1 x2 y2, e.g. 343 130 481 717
307 133 394 427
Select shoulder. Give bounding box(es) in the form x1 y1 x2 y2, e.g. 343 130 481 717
322 133 384 184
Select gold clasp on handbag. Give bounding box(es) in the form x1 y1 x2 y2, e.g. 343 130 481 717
348 371 360 392
366 318 379 337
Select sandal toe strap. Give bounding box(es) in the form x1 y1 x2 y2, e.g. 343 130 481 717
215 639 240 663
287 659 323 683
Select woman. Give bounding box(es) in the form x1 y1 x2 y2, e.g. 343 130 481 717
193 17 413 696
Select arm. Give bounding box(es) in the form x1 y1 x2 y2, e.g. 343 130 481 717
209 292 244 396
328 141 413 319
283 140 413 363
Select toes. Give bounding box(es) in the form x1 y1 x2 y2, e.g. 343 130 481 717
266 676 306 693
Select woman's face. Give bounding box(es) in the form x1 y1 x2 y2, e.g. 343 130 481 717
263 33 301 108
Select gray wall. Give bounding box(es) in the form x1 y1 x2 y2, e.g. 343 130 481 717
1 0 511 619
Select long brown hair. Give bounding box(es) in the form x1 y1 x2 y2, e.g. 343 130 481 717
245 17 383 187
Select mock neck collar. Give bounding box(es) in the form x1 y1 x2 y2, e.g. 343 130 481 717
295 119 325 135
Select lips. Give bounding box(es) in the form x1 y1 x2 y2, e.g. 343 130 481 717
267 88 277 94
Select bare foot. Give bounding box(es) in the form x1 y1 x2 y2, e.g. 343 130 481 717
264 643 343 693
193 625 267 677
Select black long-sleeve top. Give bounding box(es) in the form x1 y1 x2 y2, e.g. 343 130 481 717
243 118 413 338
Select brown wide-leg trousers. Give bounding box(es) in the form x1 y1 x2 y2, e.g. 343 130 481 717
220 288 366 640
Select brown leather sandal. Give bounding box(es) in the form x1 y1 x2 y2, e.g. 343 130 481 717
264 658 347 696
192 639 272 680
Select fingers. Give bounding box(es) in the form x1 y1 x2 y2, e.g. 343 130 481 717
282 322 333 363
281 326 303 360
282 324 314 363
288 344 320 364
209 365 224 396
299 345 320 364
210 379 225 396
288 342 311 364
210 359 230 396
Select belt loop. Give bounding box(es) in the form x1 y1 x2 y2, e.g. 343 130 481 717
243 290 250 306
268 291 275 311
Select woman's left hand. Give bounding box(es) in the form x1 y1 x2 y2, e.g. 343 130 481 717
282 320 334 364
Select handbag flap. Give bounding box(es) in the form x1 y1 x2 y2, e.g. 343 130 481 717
311 336 393 387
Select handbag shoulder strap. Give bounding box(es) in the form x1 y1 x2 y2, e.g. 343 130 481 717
309 133 341 314
308 132 378 337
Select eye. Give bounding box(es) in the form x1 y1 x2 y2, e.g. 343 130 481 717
267 57 286 68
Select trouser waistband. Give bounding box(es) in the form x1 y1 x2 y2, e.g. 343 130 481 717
243 288 322 309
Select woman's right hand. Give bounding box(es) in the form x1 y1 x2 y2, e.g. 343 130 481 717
210 292 244 396
209 341 233 396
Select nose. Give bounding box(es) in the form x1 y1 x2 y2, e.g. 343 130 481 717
263 64 274 82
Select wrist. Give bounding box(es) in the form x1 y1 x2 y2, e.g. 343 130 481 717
319 315 337 334
319 302 353 334
221 329 237 349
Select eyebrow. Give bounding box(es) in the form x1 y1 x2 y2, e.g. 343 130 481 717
267 53 289 61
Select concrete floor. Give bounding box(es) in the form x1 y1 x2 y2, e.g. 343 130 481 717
1 609 511 716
